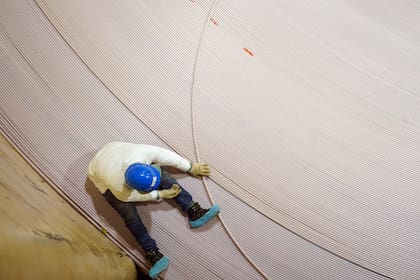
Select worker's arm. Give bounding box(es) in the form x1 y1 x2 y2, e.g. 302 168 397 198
145 145 191 171
117 184 181 202
145 145 211 177
115 187 156 202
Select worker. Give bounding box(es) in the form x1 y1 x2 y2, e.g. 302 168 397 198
88 142 220 279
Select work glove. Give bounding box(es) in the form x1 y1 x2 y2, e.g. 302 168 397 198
189 162 211 177
159 184 181 199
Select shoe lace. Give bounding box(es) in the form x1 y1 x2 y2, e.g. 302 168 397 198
146 250 163 265
189 202 207 221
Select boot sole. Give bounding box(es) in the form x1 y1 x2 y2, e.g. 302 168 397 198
148 255 169 279
190 204 221 228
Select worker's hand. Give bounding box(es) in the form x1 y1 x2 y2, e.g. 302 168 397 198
189 162 211 177
159 184 181 199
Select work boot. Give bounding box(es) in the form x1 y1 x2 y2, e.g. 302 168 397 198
188 202 221 228
146 249 169 279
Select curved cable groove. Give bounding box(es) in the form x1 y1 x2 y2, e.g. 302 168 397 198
190 1 270 279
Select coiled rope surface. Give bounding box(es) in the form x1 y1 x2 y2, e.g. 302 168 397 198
190 1 269 279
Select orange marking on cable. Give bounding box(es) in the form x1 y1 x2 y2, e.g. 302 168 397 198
210 17 219 26
243 47 254 56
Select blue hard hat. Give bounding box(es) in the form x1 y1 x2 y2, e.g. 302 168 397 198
125 163 161 192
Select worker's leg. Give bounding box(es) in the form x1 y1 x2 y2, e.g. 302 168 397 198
103 189 158 252
159 170 220 228
159 170 193 212
103 189 169 278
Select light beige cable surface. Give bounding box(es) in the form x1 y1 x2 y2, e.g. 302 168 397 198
1 0 419 279
189 0 269 278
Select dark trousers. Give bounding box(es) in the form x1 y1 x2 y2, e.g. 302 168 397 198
103 170 193 252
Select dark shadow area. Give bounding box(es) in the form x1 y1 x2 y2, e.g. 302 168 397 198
135 264 152 280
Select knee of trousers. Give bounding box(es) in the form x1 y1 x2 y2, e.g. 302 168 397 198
160 172 178 187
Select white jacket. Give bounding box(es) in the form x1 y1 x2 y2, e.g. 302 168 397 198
88 142 191 202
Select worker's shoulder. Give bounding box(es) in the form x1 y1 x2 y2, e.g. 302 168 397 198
99 142 161 152
100 141 125 150
93 142 128 156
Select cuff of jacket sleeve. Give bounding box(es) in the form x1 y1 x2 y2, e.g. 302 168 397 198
151 190 160 201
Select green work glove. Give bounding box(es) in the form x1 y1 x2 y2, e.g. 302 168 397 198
159 184 181 199
189 163 211 177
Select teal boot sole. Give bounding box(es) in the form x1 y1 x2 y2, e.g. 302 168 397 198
190 204 221 228
148 256 169 279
